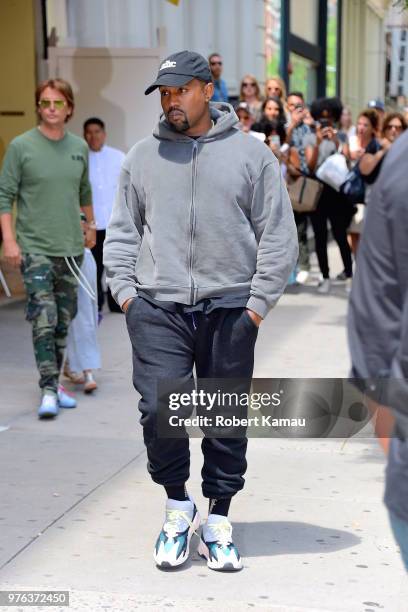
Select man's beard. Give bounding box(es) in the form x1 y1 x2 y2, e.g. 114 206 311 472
167 109 190 132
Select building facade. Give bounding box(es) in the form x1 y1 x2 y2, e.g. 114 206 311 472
385 2 408 105
0 0 392 155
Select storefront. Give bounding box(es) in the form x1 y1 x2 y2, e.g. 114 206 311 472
266 0 341 102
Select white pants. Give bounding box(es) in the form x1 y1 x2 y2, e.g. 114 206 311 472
66 249 101 372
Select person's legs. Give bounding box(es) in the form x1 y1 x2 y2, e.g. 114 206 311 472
126 297 194 489
91 229 105 313
294 212 310 271
195 307 257 571
21 254 60 397
195 308 258 501
310 194 329 279
53 256 82 375
348 232 360 255
126 297 200 568
328 197 353 278
389 511 408 571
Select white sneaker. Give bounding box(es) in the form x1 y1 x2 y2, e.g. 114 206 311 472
198 514 243 571
296 270 309 284
154 498 201 568
38 393 58 419
317 278 331 294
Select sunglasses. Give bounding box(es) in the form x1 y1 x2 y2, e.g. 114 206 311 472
386 123 402 130
210 61 222 66
38 99 66 110
242 82 256 87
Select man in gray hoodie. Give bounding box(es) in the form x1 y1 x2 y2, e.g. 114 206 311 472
104 51 298 571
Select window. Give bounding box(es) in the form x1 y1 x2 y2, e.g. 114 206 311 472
266 0 282 77
290 0 318 45
326 0 338 97
400 45 406 62
399 65 405 82
398 85 404 96
290 53 317 103
401 30 407 42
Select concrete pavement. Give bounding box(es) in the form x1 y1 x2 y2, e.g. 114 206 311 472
0 247 407 611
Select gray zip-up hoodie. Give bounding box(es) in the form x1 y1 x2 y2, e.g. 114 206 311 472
103 103 298 318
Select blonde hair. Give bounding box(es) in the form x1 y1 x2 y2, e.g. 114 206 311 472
265 76 287 103
239 74 262 102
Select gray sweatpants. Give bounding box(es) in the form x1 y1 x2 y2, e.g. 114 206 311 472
126 296 258 499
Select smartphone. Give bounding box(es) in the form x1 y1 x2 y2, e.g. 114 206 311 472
319 119 330 128
270 135 281 147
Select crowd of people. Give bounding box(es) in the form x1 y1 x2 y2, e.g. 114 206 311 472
208 53 408 295
0 49 407 573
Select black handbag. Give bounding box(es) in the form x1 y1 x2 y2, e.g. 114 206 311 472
340 163 365 205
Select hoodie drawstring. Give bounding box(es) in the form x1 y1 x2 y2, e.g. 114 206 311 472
64 256 97 302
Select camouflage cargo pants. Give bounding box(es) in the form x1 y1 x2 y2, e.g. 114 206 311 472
21 253 83 395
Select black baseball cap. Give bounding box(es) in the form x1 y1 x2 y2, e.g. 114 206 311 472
235 102 253 117
368 98 385 112
145 50 212 95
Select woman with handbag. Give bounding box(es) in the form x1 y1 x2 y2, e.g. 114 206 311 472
304 98 353 294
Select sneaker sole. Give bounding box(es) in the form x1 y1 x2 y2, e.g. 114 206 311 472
38 409 58 419
197 539 243 572
154 509 201 569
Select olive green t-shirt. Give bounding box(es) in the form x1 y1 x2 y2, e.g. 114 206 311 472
0 127 92 257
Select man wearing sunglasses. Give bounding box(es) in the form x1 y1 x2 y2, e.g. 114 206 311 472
104 50 297 572
208 53 228 103
0 78 95 419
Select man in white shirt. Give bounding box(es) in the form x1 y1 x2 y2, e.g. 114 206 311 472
84 118 125 314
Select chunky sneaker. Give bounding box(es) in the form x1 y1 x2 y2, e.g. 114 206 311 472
57 385 77 409
296 270 310 284
38 393 59 419
198 514 243 571
317 278 331 295
84 371 97 394
154 498 201 569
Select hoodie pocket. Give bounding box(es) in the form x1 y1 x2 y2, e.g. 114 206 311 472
135 234 156 284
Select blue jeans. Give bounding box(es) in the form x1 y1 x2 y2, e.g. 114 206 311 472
389 511 408 571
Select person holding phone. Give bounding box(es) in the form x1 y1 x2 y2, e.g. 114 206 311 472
305 98 352 294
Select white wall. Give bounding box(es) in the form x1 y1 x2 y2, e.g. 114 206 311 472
48 47 164 152
341 0 386 119
47 0 266 97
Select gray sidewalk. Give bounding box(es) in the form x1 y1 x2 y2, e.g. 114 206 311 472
0 248 407 611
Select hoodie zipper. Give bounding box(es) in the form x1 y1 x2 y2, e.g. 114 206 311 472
188 140 198 304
